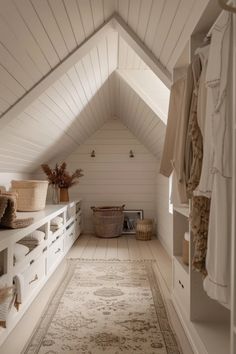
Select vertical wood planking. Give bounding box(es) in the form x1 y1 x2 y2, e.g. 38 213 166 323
67 119 157 234
31 0 69 60
48 0 77 52
63 0 86 45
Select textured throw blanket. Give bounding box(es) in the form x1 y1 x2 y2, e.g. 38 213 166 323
0 195 33 229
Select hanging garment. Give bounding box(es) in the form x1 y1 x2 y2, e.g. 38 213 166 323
160 66 193 204
184 53 211 275
203 174 231 306
186 55 203 197
202 12 232 307
196 45 210 137
190 196 211 275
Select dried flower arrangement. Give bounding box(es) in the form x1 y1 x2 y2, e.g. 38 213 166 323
41 162 83 188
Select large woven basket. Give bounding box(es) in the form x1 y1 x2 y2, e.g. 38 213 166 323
11 180 48 212
91 205 125 238
136 219 153 240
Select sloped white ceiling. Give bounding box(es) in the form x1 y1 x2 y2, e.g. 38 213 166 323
0 0 211 173
0 0 209 116
114 71 166 160
0 32 118 172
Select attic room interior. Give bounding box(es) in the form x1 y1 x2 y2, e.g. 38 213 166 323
0 0 235 353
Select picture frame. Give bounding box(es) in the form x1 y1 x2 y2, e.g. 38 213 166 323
122 209 144 234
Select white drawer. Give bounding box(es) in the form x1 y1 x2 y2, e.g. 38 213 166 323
47 237 64 271
64 227 75 252
22 255 46 302
173 258 190 314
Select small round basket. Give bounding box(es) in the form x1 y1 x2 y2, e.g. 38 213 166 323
136 219 153 240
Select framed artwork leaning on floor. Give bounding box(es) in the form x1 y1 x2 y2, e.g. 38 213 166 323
122 209 144 234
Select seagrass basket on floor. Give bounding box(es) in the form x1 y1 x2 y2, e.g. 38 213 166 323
11 180 48 212
136 219 153 240
91 205 125 238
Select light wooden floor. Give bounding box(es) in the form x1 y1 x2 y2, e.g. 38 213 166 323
0 233 193 354
69 233 172 291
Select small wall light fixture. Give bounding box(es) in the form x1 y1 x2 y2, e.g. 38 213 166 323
91 150 95 158
129 150 134 158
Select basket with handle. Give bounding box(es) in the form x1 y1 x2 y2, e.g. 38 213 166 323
11 180 48 212
136 219 153 240
91 205 125 238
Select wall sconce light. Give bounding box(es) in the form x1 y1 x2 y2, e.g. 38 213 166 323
91 150 95 157
129 150 134 158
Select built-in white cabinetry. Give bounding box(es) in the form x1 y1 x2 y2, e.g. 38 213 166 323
171 7 235 353
172 208 230 354
0 199 82 346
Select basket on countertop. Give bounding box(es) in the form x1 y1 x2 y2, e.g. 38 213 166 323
91 205 125 238
136 219 153 240
11 180 48 212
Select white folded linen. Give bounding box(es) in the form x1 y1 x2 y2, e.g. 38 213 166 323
50 216 63 226
0 275 14 323
14 243 29 263
50 224 63 232
20 230 45 245
13 274 24 305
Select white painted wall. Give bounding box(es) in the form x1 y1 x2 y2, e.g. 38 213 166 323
156 167 173 255
65 118 157 233
0 173 31 191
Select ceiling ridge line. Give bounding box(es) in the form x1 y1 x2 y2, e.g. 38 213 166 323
0 14 171 131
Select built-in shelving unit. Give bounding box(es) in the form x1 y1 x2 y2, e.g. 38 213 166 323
171 7 234 353
0 199 82 347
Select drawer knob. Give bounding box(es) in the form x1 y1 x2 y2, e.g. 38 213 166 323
29 274 38 285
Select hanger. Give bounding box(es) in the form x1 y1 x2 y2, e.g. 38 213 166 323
218 0 236 13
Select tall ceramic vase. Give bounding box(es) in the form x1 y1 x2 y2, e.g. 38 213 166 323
60 188 69 202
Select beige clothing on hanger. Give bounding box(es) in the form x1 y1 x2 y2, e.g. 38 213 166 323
160 66 193 204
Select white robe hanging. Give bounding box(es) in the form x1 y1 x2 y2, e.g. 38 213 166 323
199 12 232 307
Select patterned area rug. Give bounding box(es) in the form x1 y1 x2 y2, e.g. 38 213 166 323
24 260 181 354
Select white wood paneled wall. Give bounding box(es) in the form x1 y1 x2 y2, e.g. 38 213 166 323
66 119 157 233
0 33 118 172
156 170 173 255
0 172 31 190
115 72 166 159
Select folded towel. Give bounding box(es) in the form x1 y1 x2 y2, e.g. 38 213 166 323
0 195 33 229
14 243 29 263
13 274 24 307
50 224 63 232
20 230 45 244
0 275 15 325
50 216 63 227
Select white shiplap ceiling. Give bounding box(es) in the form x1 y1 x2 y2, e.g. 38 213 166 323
0 0 210 173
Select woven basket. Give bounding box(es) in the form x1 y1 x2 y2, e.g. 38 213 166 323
11 180 48 212
136 219 153 240
91 205 125 238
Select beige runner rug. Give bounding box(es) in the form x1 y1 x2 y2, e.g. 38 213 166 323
24 260 181 354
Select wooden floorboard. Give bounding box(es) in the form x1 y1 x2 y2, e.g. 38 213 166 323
93 237 108 259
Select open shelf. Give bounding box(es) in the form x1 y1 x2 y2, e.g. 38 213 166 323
174 206 189 218
192 319 230 354
174 255 189 274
